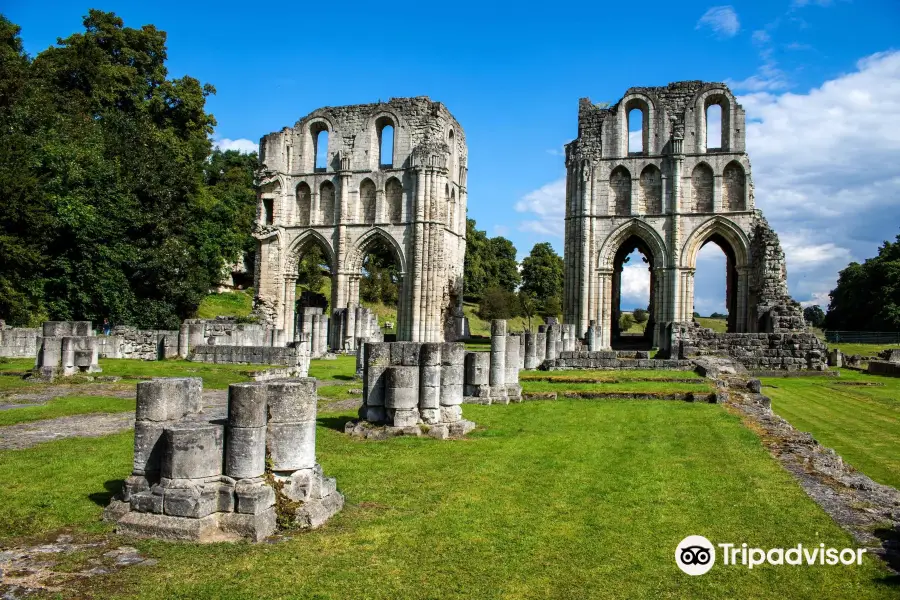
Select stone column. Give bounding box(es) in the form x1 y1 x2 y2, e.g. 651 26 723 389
524 333 538 370
265 379 317 473
505 335 520 392
385 366 419 427
534 332 547 365
362 343 390 423
283 275 297 345
225 383 268 480
439 342 464 422
420 343 442 424
489 320 506 387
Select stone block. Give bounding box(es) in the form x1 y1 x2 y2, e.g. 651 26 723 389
465 352 490 386
392 408 420 427
420 408 441 424
421 343 442 366
133 421 168 474
164 487 218 519
359 404 387 423
161 423 224 480
440 384 464 407
235 479 276 515
227 383 268 427
294 491 344 530
440 342 465 366
130 490 163 514
115 511 223 542
225 426 266 480
264 378 317 423
420 384 441 409
385 366 419 409
266 421 316 471
218 508 278 542
136 379 190 422
440 405 462 423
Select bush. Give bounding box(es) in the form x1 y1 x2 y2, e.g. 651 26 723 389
632 308 649 324
619 313 636 331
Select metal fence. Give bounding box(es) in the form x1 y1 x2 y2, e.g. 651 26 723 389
825 331 900 344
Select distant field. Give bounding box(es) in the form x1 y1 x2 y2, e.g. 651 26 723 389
196 290 253 319
695 317 727 332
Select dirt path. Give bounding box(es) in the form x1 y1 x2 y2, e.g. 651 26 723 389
0 391 228 451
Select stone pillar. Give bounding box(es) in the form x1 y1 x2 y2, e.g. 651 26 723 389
439 342 465 421
420 343 442 424
524 333 539 370
546 324 559 361
518 333 525 369
178 322 190 359
385 366 419 427
225 383 268 480
296 332 311 377
534 332 547 366
464 351 490 397
489 320 506 387
361 343 390 423
586 320 599 351
265 379 317 473
283 276 297 344
316 314 328 356
505 335 521 400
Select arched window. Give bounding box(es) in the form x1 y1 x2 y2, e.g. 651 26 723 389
386 177 402 223
313 127 329 171
706 103 722 150
692 164 714 212
722 162 745 211
639 165 662 214
320 181 335 225
296 183 311 226
261 198 274 225
628 108 644 154
360 179 376 224
610 166 632 216
380 125 394 167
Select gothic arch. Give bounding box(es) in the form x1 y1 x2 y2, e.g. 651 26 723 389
285 229 336 273
347 227 407 275
598 219 668 270
609 165 632 216
681 216 750 269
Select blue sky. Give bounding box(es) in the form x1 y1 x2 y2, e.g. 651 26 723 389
6 0 900 315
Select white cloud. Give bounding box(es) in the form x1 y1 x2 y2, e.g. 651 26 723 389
696 6 741 38
214 138 258 154
620 264 650 305
744 50 900 305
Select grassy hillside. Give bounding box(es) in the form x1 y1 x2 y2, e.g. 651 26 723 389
196 290 253 319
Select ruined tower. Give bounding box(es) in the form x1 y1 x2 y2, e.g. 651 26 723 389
564 81 805 351
253 97 468 347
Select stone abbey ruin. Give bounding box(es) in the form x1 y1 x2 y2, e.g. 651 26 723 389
253 96 468 350
563 81 825 370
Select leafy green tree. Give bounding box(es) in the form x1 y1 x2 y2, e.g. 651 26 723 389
827 234 900 331
360 240 400 307
633 308 649 324
620 313 636 332
803 305 825 328
0 11 256 329
520 242 563 317
464 218 521 300
297 245 327 295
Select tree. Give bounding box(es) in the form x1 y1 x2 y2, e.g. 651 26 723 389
0 12 255 329
709 312 728 320
297 245 327 295
480 286 518 321
360 240 400 307
633 308 649 324
520 242 564 317
620 313 636 332
803 305 826 328
826 233 900 331
464 218 521 301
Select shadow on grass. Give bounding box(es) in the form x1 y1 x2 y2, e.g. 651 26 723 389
873 525 900 581
317 415 354 433
89 479 125 507
331 375 356 381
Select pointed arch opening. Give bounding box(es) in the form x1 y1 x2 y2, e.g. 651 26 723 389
639 164 662 214
610 166 632 216
385 177 402 223
360 178 376 224
376 116 395 168
692 163 714 212
722 161 746 211
611 236 656 350
295 182 311 226
628 108 644 154
319 180 335 226
694 236 738 333
352 230 406 339
289 232 336 346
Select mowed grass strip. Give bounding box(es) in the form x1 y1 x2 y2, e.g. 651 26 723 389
0 395 135 427
99 359 273 389
0 401 892 598
764 369 900 488
520 369 703 381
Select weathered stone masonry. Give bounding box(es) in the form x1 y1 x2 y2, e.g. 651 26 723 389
563 80 810 360
254 97 468 348
104 377 343 541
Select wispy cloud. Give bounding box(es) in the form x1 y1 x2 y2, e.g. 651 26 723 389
213 138 258 154
696 6 741 38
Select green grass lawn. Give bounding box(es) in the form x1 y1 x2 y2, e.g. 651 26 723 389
0 395 135 426
696 317 728 333
521 380 712 394
763 369 900 488
0 401 892 598
309 355 358 381
98 358 277 389
195 290 254 319
828 343 900 357
520 369 703 381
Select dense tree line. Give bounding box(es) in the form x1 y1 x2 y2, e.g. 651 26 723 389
826 233 900 331
0 12 257 328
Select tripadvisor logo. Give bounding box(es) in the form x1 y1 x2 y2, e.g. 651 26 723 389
675 536 866 576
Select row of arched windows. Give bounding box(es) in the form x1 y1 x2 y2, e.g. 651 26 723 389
293 178 404 227
626 98 728 154
308 120 396 172
607 161 746 215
